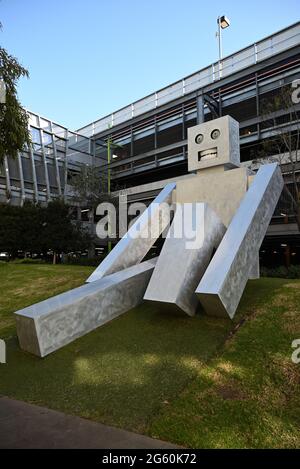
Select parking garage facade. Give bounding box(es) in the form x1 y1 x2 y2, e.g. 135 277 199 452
78 21 300 267
1 22 300 267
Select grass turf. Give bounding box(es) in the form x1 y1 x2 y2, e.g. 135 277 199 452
0 263 299 447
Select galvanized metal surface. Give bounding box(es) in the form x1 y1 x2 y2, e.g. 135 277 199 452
196 163 284 319
144 203 226 316
15 258 157 357
249 255 260 280
188 116 240 172
175 167 249 227
86 183 175 283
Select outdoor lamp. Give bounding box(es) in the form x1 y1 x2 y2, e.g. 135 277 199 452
219 15 230 29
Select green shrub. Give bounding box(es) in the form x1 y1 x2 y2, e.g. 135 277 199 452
12 258 47 265
286 265 300 278
261 265 300 279
63 256 104 267
10 256 105 267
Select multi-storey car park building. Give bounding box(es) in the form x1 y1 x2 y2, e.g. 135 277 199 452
0 112 96 205
1 21 300 266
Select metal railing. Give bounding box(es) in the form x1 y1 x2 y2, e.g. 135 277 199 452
77 22 300 137
0 110 101 205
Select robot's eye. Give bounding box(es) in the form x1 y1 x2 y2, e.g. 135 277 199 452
211 129 221 140
195 134 204 144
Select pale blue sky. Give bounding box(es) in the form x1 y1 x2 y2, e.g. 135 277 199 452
1 0 299 130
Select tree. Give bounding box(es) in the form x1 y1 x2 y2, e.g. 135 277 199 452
69 164 123 254
0 203 21 257
40 200 91 264
0 202 46 257
252 83 300 231
18 201 43 255
70 164 120 209
0 47 31 164
0 201 91 263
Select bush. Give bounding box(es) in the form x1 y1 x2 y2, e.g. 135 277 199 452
0 200 91 257
12 258 47 265
10 255 105 267
62 256 104 267
287 265 300 278
261 265 300 279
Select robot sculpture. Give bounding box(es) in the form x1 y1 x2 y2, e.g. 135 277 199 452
15 116 284 357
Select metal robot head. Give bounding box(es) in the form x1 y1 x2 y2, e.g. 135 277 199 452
188 115 240 172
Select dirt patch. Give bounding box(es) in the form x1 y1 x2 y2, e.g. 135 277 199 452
216 384 246 400
282 310 300 335
272 356 300 388
272 293 291 307
284 283 300 290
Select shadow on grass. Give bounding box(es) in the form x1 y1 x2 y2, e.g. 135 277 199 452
149 278 300 448
0 277 287 436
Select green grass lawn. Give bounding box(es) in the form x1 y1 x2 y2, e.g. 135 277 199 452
0 262 94 338
0 263 299 448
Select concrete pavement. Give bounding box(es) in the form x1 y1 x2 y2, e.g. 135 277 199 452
0 397 179 449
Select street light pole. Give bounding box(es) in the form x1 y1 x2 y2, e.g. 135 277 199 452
216 15 230 79
217 16 223 63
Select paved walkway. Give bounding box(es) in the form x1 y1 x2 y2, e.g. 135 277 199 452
0 397 179 449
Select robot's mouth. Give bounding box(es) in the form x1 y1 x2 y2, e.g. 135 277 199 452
198 148 218 161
